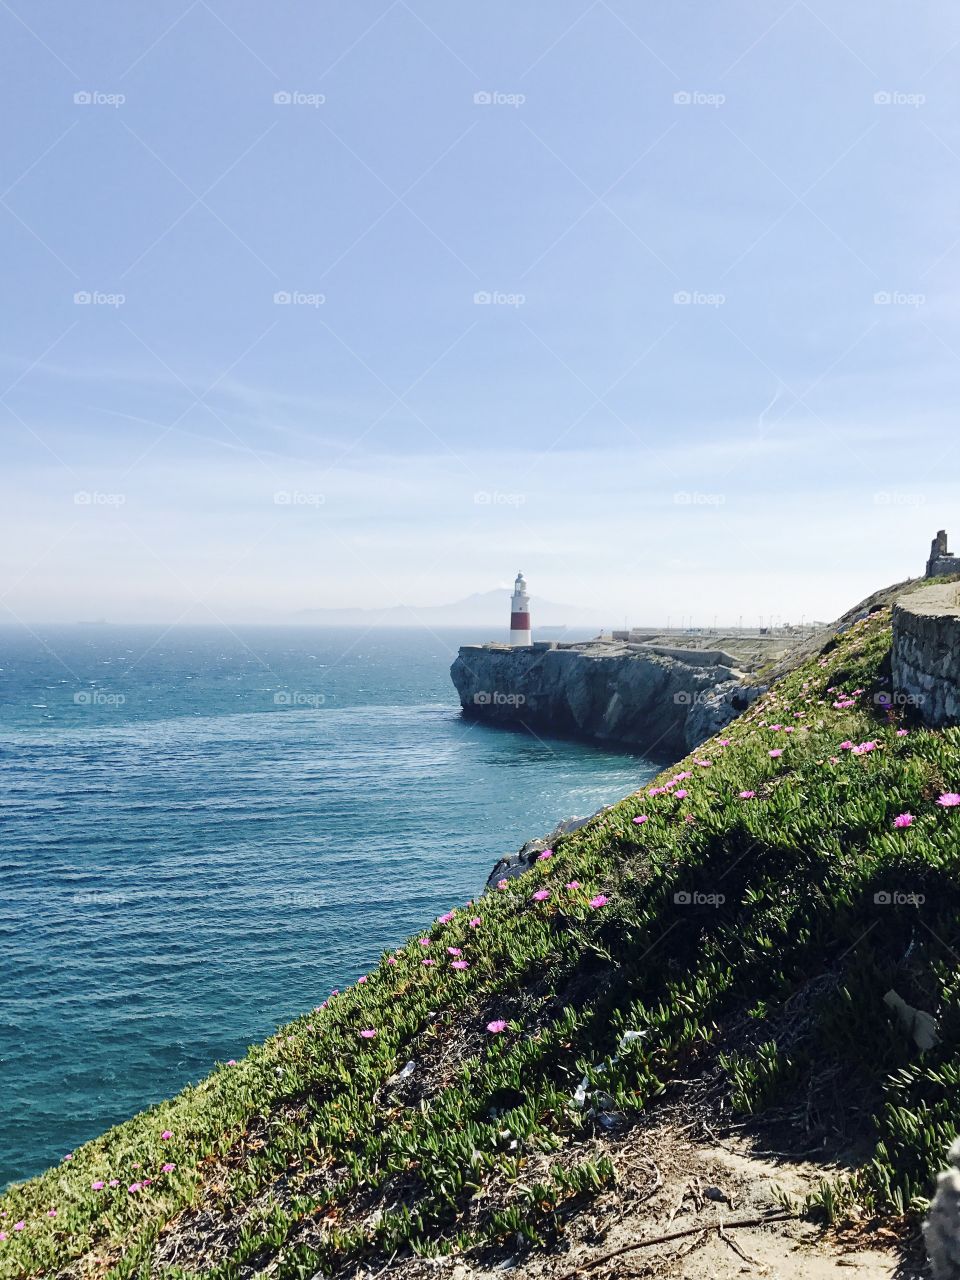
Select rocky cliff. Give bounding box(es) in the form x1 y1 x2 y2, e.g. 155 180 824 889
449 639 762 758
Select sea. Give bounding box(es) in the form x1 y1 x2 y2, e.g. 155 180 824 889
0 625 656 1187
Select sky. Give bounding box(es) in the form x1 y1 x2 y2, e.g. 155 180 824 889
1 0 958 627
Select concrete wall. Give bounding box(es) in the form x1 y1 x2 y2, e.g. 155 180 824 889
892 584 960 727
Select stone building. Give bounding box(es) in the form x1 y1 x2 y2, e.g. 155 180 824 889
926 530 958 578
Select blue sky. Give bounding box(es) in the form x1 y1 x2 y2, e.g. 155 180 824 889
1 1 958 625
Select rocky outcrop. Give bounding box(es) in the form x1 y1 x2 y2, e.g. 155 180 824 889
892 583 960 727
450 640 763 758
925 1139 960 1280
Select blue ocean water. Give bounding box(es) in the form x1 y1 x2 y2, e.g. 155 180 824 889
0 626 656 1186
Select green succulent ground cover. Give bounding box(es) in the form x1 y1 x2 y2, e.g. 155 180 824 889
3 599 960 1279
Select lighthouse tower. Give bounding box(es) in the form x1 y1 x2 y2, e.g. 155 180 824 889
509 571 532 646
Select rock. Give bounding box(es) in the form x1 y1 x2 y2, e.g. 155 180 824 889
450 640 764 759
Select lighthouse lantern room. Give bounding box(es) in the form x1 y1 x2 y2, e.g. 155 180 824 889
509 571 532 646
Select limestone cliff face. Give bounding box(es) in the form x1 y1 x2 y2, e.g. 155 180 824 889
450 641 762 758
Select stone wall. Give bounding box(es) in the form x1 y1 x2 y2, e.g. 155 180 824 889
892 584 960 727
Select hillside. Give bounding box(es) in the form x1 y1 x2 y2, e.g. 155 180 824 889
3 586 960 1279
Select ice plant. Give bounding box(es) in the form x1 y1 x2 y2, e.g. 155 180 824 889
566 880 581 889
161 1163 175 1173
893 813 914 828
739 790 756 799
675 789 688 799
451 960 469 970
633 814 649 824
418 938 430 947
468 916 481 928
496 878 508 889
938 793 960 807
532 889 550 902
160 1131 172 1140
486 1020 507 1033
359 1029 377 1039
446 947 462 956
589 894 608 909
537 849 553 860
769 748 783 758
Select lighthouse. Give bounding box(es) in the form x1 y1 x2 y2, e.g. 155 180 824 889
509 571 532 646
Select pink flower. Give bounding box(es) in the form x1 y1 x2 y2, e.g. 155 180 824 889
633 814 649 825
893 813 914 828
674 789 688 799
532 889 551 902
695 759 712 767
13 1222 24 1231
47 1210 57 1218
438 910 455 923
566 880 581 889
938 793 960 807
839 740 854 750
447 946 462 956
739 790 755 799
0 1233 6 1241
128 1183 142 1194
718 738 731 746
91 1180 104 1190
589 894 608 909
451 960 469 970
486 1020 507 1033
109 1180 119 1187
537 849 553 861
677 771 693 780
684 814 696 824
161 1163 175 1173
359 1028 377 1039
469 916 481 928
769 749 783 758
497 878 509 890
418 937 430 947
422 958 435 966
649 786 664 796
387 956 397 965
161 1131 172 1141
896 728 909 737
358 975 367 984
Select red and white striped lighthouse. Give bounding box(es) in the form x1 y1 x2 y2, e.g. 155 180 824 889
509 571 532 646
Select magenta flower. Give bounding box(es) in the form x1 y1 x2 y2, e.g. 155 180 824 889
718 738 731 746
0 1233 6 1241
677 771 693 780
359 1028 377 1039
92 1180 104 1190
109 1179 119 1187
227 1058 237 1064
438 910 455 924
160 1130 172 1141
422 958 435 966
893 813 914 828
839 740 854 750
47 1210 57 1218
469 916 481 928
161 1163 175 1173
896 728 909 737
357 975 367 984
447 946 462 956
532 889 551 902
451 960 469 970
938 793 960 807
486 1020 507 1034
633 814 649 825
649 786 664 796
537 849 553 861
13 1222 24 1231
769 749 783 758
128 1183 142 1194
497 878 509 890
674 789 688 799
566 880 581 889
387 956 397 965
739 790 756 799
418 937 430 947
589 894 608 909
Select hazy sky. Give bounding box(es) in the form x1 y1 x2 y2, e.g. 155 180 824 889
1 1 958 626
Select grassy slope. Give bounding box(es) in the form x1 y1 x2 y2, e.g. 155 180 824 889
3 595 960 1279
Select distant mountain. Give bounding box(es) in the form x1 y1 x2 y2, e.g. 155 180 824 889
293 588 602 628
